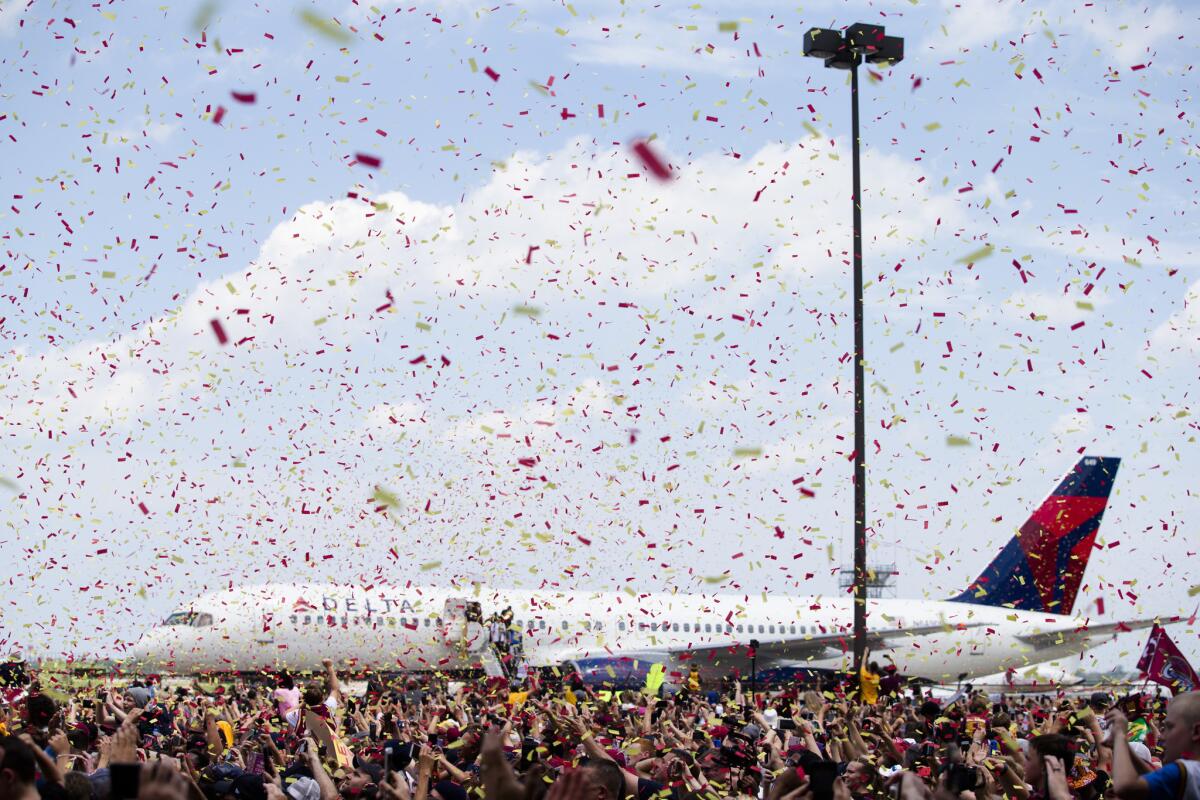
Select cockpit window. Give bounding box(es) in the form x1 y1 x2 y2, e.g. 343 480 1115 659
196 614 213 627
163 611 196 626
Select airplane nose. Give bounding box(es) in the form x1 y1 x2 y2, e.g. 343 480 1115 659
128 630 158 667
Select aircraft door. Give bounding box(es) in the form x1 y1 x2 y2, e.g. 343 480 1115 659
443 598 487 654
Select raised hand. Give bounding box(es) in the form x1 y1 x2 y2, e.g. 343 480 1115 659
111 721 140 765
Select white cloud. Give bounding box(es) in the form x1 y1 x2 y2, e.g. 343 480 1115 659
1001 289 1110 323
1150 279 1200 353
1066 3 1196 69
922 0 1025 54
568 12 756 76
0 0 27 36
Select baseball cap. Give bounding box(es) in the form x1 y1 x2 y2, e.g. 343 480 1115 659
286 777 321 800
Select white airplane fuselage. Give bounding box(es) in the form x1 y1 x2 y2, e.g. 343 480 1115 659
126 583 1121 682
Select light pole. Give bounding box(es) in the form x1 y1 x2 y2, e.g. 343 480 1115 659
802 23 904 676
749 638 759 704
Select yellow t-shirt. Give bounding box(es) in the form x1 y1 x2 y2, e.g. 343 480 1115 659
859 667 880 704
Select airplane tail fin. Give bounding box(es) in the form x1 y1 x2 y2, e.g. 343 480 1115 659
950 456 1121 616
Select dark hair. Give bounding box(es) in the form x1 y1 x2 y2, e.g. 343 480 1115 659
27 693 59 728
65 771 95 800
0 735 38 783
582 760 626 800
1030 734 1075 773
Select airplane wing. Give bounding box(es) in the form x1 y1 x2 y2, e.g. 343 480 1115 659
724 621 991 666
1016 614 1190 651
548 622 988 669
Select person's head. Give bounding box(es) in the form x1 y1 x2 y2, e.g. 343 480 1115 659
579 761 625 800
64 771 93 800
124 687 152 712
340 763 382 798
844 760 874 792
278 673 295 691
1159 692 1200 764
26 693 59 729
0 736 38 798
303 684 325 707
1027 733 1073 789
868 662 881 676
429 782 466 800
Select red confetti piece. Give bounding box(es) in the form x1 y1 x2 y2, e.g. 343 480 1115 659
231 91 256 103
212 105 226 125
138 502 150 515
355 153 382 168
1070 321 1085 330
484 66 499 82
210 319 229 345
630 140 673 181
1097 598 1106 615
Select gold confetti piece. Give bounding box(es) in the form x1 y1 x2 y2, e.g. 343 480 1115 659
513 304 541 317
373 486 400 508
733 447 762 458
924 122 941 131
1075 301 1094 310
946 435 971 446
1189 585 1200 597
298 9 353 43
0 476 19 492
420 561 441 570
956 244 995 263
718 21 739 31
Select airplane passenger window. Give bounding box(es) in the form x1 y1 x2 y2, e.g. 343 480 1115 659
538 620 546 629
705 624 712 632
736 625 743 633
562 621 568 630
683 623 690 632
196 614 213 627
758 625 765 633
769 625 775 634
672 623 679 632
618 622 626 630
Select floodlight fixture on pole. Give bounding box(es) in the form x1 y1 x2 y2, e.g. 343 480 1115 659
802 23 904 676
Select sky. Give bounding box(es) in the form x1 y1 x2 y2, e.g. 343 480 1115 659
0 0 1198 674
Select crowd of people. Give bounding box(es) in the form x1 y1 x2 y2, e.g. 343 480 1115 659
0 657 1194 800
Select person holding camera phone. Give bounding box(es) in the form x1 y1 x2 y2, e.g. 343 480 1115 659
1109 694 1200 800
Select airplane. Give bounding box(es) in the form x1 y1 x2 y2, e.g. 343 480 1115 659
127 455 1183 683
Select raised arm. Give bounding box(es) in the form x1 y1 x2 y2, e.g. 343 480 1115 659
1107 710 1150 800
322 659 343 705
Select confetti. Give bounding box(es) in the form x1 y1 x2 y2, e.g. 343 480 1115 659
231 91 256 104
298 9 353 43
630 139 673 181
355 153 383 169
210 319 229 345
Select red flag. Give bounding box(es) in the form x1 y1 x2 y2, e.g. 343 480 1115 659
1137 625 1199 693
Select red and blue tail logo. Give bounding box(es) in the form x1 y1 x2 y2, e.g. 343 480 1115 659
951 456 1120 616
